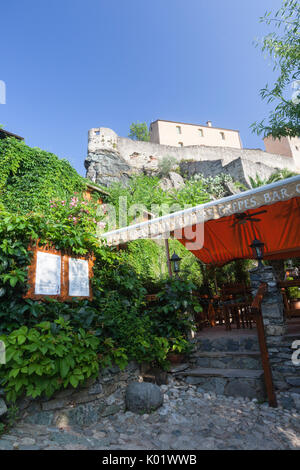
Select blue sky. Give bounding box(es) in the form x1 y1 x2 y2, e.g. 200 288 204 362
0 0 284 175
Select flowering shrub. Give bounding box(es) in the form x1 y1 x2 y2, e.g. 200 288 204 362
47 194 106 237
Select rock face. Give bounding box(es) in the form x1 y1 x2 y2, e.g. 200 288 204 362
0 398 7 417
85 150 132 187
125 382 163 414
168 172 185 189
159 171 185 191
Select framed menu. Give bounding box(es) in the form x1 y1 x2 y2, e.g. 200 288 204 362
68 258 89 297
35 251 61 295
24 242 94 301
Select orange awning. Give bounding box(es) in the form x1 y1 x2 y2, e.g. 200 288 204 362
178 196 300 266
102 175 300 265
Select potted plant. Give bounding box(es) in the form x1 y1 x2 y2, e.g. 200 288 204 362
167 336 193 364
287 278 300 310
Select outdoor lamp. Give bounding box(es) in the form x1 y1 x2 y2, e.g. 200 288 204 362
250 238 265 268
170 251 182 276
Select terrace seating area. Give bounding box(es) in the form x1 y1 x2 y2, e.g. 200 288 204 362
194 276 300 333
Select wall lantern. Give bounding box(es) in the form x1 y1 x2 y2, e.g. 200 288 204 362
170 251 182 277
250 238 265 268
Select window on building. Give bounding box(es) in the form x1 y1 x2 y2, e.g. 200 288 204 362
95 131 100 135
220 132 225 140
176 126 182 135
295 146 299 151
178 142 184 147
198 129 204 137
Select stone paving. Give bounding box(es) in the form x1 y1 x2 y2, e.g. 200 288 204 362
0 379 299 450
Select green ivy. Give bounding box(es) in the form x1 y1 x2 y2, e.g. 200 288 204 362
0 137 87 214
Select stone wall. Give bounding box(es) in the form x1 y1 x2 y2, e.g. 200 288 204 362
250 266 299 397
85 127 298 187
17 362 141 427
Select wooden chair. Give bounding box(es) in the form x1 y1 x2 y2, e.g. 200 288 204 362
192 292 219 329
278 280 300 319
220 283 253 331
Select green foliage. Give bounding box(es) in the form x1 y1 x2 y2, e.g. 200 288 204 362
145 277 200 355
252 0 300 138
91 257 169 365
0 318 100 402
157 155 178 177
122 239 169 280
188 173 235 199
0 137 87 214
249 168 298 188
107 175 169 224
169 178 210 207
286 276 300 298
128 122 150 142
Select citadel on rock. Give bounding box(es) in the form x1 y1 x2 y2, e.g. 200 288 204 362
85 119 300 189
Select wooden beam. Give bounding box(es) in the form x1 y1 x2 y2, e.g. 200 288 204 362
251 283 277 408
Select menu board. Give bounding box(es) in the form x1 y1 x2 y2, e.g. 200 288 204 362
34 251 61 295
68 258 90 297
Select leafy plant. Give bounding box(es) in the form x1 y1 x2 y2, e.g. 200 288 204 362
158 155 178 177
249 168 298 188
145 278 200 353
0 318 100 402
0 137 87 215
251 0 300 138
128 122 150 142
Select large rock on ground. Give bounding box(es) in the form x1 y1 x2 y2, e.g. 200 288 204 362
0 399 7 417
125 382 163 414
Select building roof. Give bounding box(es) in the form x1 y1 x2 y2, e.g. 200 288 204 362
0 128 24 141
150 119 240 134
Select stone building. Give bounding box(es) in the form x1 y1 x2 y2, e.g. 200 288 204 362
264 135 300 168
149 119 242 149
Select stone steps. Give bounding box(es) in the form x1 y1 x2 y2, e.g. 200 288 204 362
193 335 259 353
190 351 261 370
174 367 266 399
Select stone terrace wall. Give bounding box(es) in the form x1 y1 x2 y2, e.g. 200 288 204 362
17 362 140 427
117 136 297 173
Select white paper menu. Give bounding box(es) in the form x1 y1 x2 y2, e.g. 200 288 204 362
35 251 61 295
68 258 89 297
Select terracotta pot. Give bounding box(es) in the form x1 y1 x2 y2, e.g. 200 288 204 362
290 299 300 310
167 353 185 364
